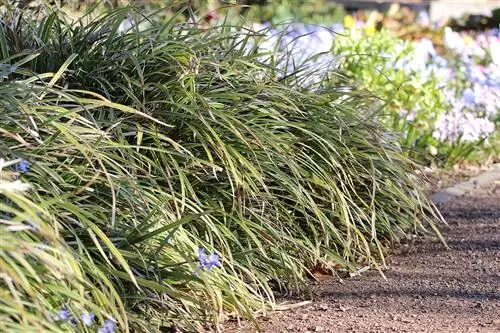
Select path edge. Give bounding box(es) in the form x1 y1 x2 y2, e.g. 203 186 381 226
430 163 500 204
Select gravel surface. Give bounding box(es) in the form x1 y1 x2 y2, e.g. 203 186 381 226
222 180 500 333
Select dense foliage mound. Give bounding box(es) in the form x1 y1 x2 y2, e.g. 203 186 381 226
0 4 443 332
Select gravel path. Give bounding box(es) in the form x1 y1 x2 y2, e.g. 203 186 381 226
222 180 500 333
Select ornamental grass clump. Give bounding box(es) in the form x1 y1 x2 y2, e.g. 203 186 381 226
1 3 444 331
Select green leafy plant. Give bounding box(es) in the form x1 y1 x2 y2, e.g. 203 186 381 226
331 26 499 167
331 28 449 163
240 0 345 24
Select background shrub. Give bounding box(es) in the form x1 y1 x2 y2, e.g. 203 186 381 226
250 16 498 167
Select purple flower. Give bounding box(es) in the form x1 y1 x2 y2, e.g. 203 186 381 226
54 307 71 321
15 160 29 174
433 108 495 143
98 319 117 333
197 247 221 271
81 312 95 326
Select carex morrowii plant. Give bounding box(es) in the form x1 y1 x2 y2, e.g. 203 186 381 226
0 2 445 332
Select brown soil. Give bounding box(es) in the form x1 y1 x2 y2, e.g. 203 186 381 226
221 181 500 333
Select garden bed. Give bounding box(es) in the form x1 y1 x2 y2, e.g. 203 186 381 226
0 1 498 332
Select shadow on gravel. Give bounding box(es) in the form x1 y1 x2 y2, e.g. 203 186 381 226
384 270 500 284
322 287 500 302
445 239 500 251
440 208 500 219
403 238 500 254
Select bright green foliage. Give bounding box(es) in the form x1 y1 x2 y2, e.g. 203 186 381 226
0 3 444 332
241 0 345 24
332 28 448 164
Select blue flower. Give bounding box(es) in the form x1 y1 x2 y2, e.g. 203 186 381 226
15 160 29 174
54 307 71 321
81 312 95 326
462 88 476 104
98 319 117 333
197 247 221 271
